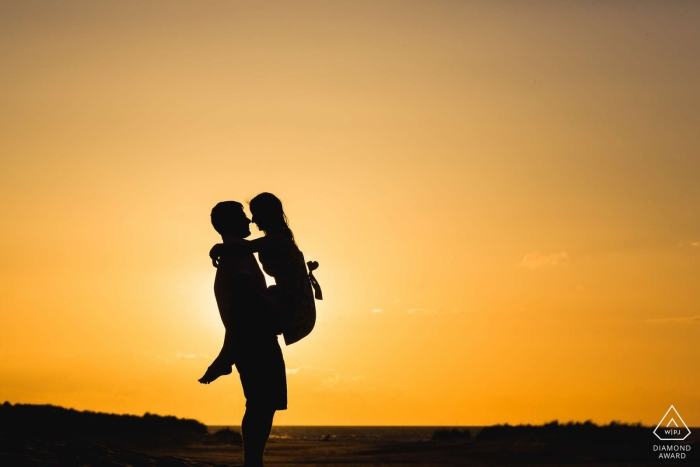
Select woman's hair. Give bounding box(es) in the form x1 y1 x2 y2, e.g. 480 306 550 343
249 192 296 244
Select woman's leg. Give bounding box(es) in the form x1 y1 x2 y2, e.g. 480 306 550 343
256 285 290 335
198 330 235 384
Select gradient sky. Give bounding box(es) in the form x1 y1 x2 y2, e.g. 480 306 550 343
1 0 699 426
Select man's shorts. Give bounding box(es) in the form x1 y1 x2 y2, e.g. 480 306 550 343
233 332 287 411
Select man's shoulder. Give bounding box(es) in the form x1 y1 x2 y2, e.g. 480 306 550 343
219 251 258 272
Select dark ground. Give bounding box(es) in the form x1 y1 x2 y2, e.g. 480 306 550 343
1 403 698 466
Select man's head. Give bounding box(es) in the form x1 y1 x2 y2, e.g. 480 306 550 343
211 201 251 238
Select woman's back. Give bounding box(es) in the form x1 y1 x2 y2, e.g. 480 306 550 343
258 233 315 345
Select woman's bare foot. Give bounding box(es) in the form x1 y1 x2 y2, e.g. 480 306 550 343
198 361 233 384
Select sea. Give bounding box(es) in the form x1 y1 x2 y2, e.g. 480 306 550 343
208 426 481 442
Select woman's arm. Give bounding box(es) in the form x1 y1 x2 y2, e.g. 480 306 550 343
209 237 268 267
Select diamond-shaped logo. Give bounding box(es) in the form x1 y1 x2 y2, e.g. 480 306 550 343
653 405 691 441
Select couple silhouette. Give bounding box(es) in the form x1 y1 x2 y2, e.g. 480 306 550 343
199 193 321 467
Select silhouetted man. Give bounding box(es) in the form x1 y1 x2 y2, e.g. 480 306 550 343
200 201 287 467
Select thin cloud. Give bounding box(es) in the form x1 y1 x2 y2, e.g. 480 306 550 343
521 251 568 269
322 373 341 387
407 308 438 315
692 242 700 247
646 316 700 324
285 365 333 375
285 366 362 389
175 351 197 359
320 371 364 388
135 352 171 363
371 308 383 313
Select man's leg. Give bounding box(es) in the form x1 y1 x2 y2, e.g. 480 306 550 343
241 405 276 467
236 332 286 466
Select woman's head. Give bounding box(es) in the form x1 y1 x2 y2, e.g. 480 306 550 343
249 192 294 241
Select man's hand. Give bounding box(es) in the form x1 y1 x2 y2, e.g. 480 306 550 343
209 243 225 268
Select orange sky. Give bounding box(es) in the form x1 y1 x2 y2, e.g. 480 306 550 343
1 1 699 426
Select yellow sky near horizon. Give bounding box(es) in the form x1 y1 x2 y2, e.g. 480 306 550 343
1 0 700 426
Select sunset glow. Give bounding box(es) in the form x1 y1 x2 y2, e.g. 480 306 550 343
1 1 699 426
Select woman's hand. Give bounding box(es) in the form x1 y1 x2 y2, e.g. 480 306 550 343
209 243 225 267
209 239 256 267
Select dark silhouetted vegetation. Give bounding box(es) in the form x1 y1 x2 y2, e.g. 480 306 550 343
0 403 245 465
417 421 682 464
475 420 648 445
0 401 206 439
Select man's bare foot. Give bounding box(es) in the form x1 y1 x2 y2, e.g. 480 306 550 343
198 361 232 384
